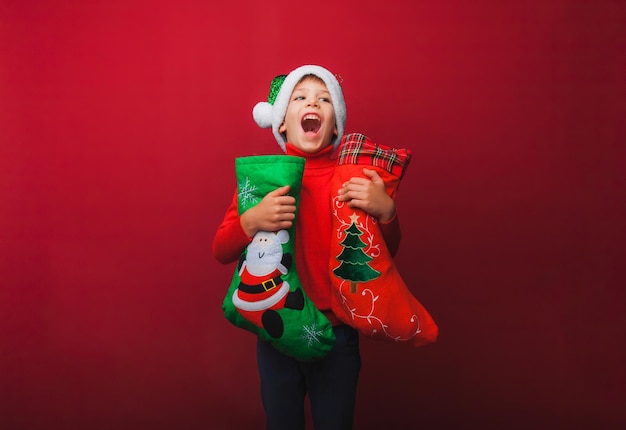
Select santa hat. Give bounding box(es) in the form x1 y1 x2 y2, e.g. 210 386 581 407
252 65 346 152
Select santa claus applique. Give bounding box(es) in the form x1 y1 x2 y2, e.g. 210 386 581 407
232 230 304 338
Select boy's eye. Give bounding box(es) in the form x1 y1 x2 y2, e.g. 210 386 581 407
320 97 330 103
294 96 305 101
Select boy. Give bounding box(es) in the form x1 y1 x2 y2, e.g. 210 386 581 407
212 65 401 430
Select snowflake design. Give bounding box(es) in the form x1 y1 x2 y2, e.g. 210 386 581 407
238 177 259 208
301 323 324 347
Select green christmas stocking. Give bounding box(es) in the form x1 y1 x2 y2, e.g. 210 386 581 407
330 134 439 347
222 155 336 361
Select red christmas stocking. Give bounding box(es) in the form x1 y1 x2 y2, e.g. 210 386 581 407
329 133 439 347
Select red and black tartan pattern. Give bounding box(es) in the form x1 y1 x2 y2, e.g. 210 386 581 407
338 133 412 179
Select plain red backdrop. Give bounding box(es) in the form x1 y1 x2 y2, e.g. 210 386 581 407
1 1 624 429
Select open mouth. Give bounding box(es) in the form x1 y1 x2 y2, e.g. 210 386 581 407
301 114 321 133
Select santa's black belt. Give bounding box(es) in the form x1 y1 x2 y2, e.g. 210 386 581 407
239 276 283 293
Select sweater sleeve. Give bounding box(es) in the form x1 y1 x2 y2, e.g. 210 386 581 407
379 210 401 258
212 190 252 264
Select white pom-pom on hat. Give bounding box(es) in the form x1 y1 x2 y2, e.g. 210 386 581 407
253 102 273 128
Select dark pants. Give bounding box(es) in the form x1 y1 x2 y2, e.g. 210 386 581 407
256 325 361 430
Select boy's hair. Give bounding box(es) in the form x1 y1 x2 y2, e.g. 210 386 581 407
298 73 325 85
253 65 346 153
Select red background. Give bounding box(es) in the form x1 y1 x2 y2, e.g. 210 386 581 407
1 1 624 429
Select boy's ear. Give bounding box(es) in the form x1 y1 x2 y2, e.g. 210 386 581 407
279 122 286 134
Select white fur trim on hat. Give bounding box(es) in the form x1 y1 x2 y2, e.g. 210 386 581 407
253 65 346 153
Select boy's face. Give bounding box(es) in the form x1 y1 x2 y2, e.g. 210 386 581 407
279 77 337 154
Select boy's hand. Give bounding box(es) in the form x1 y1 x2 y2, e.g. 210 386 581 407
338 168 396 223
240 185 297 237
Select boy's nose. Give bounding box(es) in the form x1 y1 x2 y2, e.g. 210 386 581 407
306 98 319 107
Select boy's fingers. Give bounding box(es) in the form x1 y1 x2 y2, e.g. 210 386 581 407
268 185 290 196
343 169 381 189
278 203 297 213
363 168 382 183
342 178 368 189
279 184 291 194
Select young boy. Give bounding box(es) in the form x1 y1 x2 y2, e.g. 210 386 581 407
212 65 401 430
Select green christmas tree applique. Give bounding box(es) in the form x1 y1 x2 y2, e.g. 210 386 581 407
333 213 381 293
